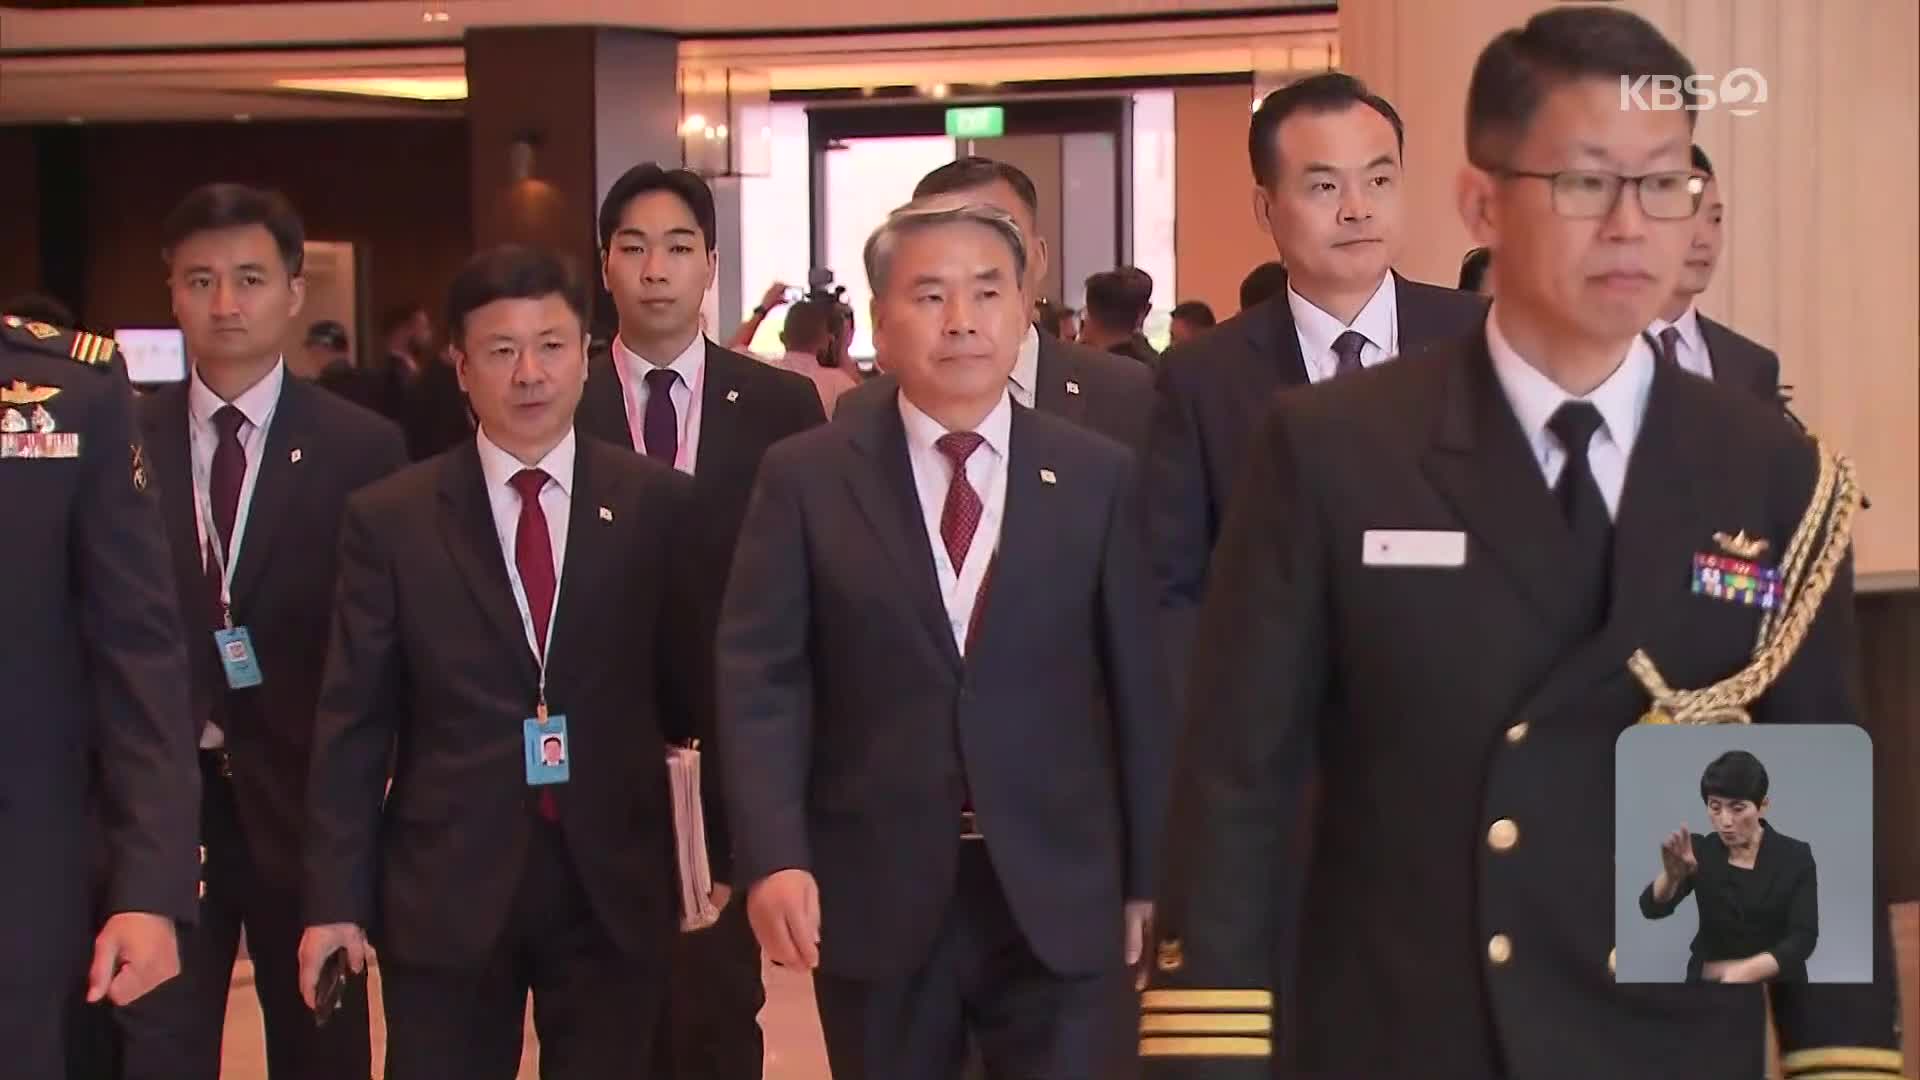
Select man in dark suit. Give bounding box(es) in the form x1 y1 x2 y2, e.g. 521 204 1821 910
1645 144 1781 404
1 313 198 1080
299 245 703 1078
572 163 826 1080
720 198 1170 1079
839 157 1156 452
116 184 405 1080
1148 72 1486 682
1143 9 1904 1078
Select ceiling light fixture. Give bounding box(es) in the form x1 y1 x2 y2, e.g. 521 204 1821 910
273 76 468 101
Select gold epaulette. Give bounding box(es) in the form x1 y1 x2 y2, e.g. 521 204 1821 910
1139 989 1273 1058
1780 1047 1905 1079
1 314 118 368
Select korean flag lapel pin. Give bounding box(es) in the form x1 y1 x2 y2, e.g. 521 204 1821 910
725 389 740 404
599 506 615 524
1039 467 1058 486
290 448 303 464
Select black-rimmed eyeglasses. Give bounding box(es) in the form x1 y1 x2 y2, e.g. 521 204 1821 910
1487 168 1706 220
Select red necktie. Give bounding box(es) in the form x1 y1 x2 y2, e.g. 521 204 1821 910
936 432 990 815
509 468 560 822
205 405 247 627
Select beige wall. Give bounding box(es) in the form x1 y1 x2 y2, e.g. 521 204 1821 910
1340 0 1920 578
1173 84 1281 319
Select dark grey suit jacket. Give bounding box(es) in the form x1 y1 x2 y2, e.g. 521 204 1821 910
717 392 1170 980
1699 313 1782 405
1145 330 1901 1079
837 330 1155 452
1147 272 1488 681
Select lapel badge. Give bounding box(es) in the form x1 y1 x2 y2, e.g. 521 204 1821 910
0 380 61 406
1156 937 1184 972
0 408 25 434
1039 468 1057 485
1 315 20 329
290 448 303 464
132 443 149 493
28 405 57 434
599 506 614 523
726 389 740 403
24 321 60 341
1712 530 1769 560
1064 380 1082 396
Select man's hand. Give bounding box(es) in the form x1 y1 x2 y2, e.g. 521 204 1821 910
1125 900 1155 989
747 869 820 970
87 912 180 1005
298 923 370 1010
710 882 733 914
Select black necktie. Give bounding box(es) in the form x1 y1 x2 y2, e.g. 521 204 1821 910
1547 402 1612 632
1332 330 1368 377
1657 326 1682 369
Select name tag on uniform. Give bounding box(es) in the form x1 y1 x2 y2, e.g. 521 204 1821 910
213 626 264 689
1362 529 1467 568
524 714 571 786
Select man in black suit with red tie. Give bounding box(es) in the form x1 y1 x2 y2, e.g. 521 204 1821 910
840 157 1157 453
118 184 405 1080
1644 144 1781 405
573 163 826 1080
299 245 705 1078
719 198 1171 1079
1148 73 1487 681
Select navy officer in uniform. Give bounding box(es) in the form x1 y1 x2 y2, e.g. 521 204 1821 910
1142 7 1905 1080
0 315 200 1079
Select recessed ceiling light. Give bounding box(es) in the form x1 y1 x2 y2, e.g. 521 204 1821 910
273 76 469 101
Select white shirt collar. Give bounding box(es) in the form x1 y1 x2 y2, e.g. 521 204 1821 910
614 331 708 390
898 389 1014 462
1288 274 1398 377
475 426 577 497
1010 325 1040 406
188 358 285 431
1486 305 1655 460
1648 302 1707 356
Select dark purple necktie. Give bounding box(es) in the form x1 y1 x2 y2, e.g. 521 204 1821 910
206 405 247 626
642 368 679 464
1332 330 1368 377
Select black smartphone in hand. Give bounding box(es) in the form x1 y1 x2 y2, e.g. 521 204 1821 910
313 948 349 1026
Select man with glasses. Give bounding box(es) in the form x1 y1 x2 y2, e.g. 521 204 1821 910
1142 7 1904 1079
1644 144 1782 405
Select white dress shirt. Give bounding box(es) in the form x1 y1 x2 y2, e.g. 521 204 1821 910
1290 274 1400 384
614 332 707 475
188 359 285 748
899 391 1013 656
1008 324 1042 409
475 427 576 663
1646 303 1715 381
1486 307 1656 520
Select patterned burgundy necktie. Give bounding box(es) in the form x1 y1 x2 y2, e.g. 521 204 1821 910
936 432 989 816
642 368 679 464
509 468 560 822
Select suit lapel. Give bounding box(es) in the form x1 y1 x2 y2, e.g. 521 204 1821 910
579 350 637 452
1421 336 1589 634
544 439 615 691
145 385 208 625
1698 317 1761 398
696 341 748 479
437 442 540 686
1032 334 1090 428
965 407 1047 663
1251 295 1310 395
844 394 962 672
229 376 307 606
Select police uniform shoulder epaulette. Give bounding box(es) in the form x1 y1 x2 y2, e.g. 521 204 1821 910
1 314 118 369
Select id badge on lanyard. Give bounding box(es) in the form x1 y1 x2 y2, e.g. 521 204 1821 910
194 463 264 690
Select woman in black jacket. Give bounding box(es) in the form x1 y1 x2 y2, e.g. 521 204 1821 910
1640 750 1818 983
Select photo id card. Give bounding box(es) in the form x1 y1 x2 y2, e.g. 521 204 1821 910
213 626 264 689
524 714 571 786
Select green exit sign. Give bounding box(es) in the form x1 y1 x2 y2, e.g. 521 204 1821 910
945 106 1005 139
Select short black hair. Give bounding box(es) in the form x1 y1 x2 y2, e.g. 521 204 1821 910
542 735 563 749
1458 247 1493 293
598 163 718 254
2 292 75 328
379 304 427 337
1700 750 1769 805
445 245 587 346
1248 73 1405 189
1085 267 1153 329
914 157 1040 215
1170 300 1217 329
1691 143 1714 177
781 298 835 352
1033 298 1066 338
161 182 306 275
1467 6 1696 169
305 320 349 351
1239 260 1290 310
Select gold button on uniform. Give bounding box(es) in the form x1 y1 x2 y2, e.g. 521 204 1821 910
1487 934 1513 966
1505 722 1529 744
1487 819 1519 853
